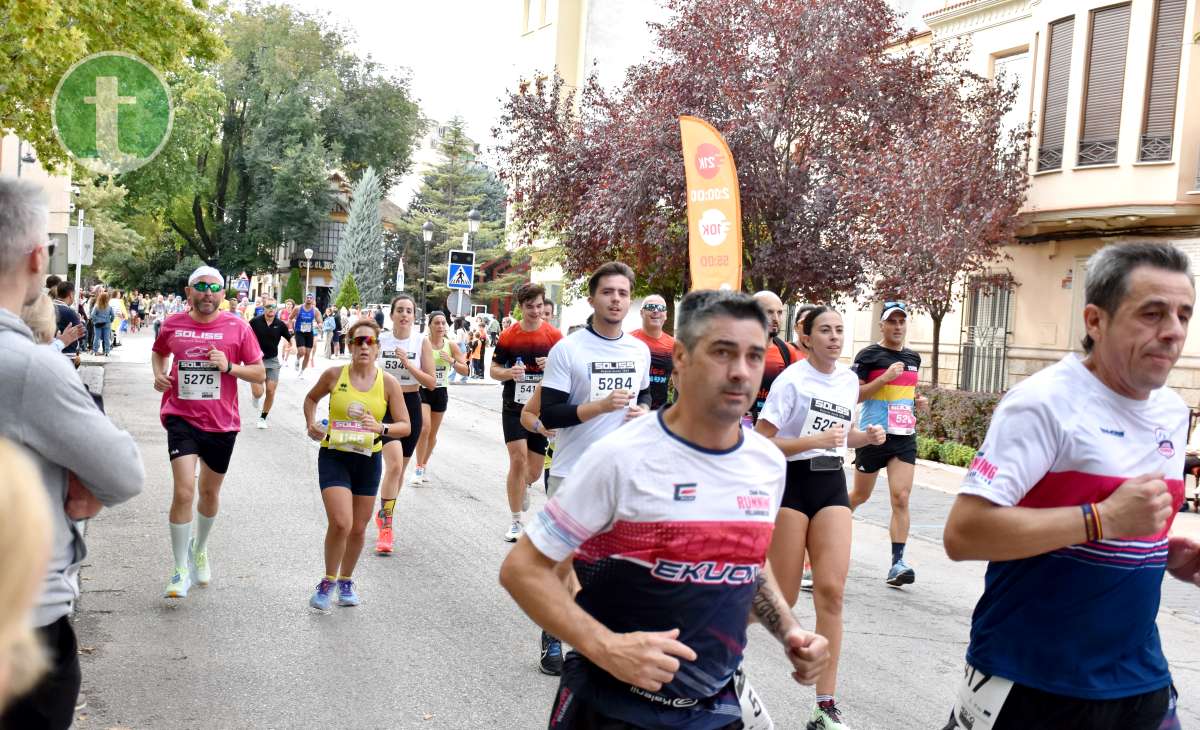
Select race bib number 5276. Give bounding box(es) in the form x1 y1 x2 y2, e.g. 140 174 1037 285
177 360 221 400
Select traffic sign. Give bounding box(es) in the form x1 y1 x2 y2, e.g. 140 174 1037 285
67 225 94 265
448 290 472 317
447 249 475 291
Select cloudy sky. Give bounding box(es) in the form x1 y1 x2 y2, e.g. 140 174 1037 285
280 0 523 148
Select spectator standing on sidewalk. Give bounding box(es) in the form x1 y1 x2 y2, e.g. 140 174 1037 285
0 178 145 730
89 290 114 356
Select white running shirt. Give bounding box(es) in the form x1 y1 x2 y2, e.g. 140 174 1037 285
758 359 860 461
541 326 651 478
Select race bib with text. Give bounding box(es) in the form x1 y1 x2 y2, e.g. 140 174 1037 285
589 361 637 402
177 360 221 401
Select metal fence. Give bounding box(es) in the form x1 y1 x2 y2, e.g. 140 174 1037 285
959 279 1013 393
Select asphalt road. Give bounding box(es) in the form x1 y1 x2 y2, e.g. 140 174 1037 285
70 330 1200 729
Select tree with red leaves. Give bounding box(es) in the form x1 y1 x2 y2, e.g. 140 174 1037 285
856 44 1030 386
496 0 1028 333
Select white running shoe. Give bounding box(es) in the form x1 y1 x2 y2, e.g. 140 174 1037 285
164 568 191 598
504 521 522 543
256 417 268 430
801 566 814 592
409 466 426 486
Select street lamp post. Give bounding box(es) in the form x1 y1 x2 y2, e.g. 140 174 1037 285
421 221 434 331
15 140 36 178
303 247 313 299
466 208 481 250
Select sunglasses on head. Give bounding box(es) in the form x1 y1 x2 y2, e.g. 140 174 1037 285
642 303 667 312
883 301 907 311
351 335 378 347
192 282 223 293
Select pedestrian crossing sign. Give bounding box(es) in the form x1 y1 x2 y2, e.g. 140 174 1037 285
447 249 475 291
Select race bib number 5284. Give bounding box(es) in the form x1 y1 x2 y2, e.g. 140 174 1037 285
589 361 637 401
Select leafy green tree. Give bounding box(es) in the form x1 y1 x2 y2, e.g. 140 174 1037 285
333 167 385 305
281 268 303 303
0 0 223 171
334 273 361 310
390 118 527 312
119 3 422 276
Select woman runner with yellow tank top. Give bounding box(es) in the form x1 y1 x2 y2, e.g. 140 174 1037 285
411 311 469 484
303 320 409 610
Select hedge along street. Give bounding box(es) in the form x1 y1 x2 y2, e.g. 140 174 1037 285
51 52 173 175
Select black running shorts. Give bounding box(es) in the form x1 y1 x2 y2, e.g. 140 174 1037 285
854 434 917 474
941 682 1170 730
382 390 424 457
419 386 449 413
294 332 314 349
165 415 238 474
781 459 850 519
502 409 548 454
317 448 383 497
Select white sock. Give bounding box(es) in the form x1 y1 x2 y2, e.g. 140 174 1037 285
170 521 192 572
194 513 216 554
511 512 521 523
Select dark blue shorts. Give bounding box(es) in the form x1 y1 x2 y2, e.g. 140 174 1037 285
318 448 383 497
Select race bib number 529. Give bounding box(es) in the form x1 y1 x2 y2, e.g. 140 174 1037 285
589 361 637 401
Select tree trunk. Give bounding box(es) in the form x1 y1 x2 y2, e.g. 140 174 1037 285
930 312 944 388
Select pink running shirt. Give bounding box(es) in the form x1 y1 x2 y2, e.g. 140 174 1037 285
153 311 264 432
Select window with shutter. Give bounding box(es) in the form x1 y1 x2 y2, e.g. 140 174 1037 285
1140 0 1186 161
1038 17 1074 171
1079 4 1131 167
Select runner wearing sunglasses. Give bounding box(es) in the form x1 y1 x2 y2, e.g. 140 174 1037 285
630 295 675 410
152 266 265 599
303 321 409 609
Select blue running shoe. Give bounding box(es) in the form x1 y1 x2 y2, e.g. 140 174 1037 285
540 631 563 676
309 578 335 610
886 559 915 587
336 579 361 607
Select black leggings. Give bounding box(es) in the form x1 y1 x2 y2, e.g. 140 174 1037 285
382 390 423 457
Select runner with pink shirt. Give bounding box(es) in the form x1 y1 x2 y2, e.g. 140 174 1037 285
152 266 266 599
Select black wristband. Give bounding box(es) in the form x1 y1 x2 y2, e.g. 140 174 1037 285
225 361 233 374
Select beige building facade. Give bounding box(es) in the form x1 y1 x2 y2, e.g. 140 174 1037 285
0 134 77 280
863 0 1200 403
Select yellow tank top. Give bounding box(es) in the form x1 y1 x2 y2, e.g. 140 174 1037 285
430 336 454 388
322 365 388 454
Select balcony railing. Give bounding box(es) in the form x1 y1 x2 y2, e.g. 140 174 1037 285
1078 138 1118 166
1139 134 1172 162
1037 145 1063 172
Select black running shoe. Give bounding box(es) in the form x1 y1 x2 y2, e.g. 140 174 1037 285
539 630 563 676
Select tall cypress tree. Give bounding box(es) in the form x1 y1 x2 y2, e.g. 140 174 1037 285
333 166 386 304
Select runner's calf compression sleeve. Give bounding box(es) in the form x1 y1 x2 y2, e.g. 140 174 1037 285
539 387 582 429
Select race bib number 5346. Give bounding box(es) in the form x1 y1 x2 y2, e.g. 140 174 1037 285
589 361 637 401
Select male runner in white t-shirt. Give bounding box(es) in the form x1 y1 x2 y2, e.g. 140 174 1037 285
942 243 1200 730
502 290 830 729
530 261 652 676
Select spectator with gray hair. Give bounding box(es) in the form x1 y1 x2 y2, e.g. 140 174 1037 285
0 177 144 730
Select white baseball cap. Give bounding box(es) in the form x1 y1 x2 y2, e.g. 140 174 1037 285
880 301 908 321
188 265 223 286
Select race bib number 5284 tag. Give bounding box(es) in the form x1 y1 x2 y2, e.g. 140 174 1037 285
947 664 1014 730
589 361 636 402
177 360 221 400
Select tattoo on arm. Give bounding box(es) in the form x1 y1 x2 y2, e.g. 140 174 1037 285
751 573 790 642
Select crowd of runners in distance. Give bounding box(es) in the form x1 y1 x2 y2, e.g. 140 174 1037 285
3 173 1200 730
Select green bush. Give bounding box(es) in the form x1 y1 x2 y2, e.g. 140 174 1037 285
917 386 1000 449
916 435 940 461
938 441 978 468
